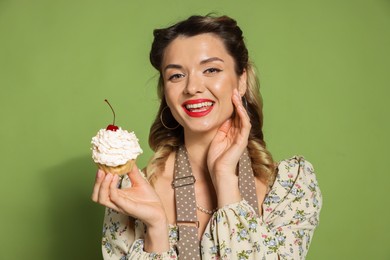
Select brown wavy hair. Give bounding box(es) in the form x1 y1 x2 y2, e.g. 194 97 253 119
146 15 276 187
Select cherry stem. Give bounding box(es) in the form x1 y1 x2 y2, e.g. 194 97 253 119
104 99 116 125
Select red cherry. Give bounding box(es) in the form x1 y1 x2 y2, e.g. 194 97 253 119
104 99 118 131
106 124 119 131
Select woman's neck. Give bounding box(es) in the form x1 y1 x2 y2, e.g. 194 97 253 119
183 129 215 181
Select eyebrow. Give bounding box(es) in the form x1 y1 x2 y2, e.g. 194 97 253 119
163 57 224 72
200 57 224 65
163 64 182 72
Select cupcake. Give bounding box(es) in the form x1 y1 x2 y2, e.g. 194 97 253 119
91 127 142 175
91 100 143 175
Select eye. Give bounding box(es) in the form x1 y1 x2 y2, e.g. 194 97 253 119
204 68 222 74
167 73 185 81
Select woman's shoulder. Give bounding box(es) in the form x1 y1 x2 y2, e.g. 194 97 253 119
276 155 317 184
274 155 320 195
263 155 322 221
264 156 321 208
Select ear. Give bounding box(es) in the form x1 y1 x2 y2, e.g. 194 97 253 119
238 69 247 97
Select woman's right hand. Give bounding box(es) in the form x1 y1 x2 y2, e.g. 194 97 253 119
92 167 170 253
91 166 167 229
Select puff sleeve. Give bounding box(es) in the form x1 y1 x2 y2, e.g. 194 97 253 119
200 157 322 259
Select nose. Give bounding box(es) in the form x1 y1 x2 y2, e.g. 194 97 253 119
184 73 204 95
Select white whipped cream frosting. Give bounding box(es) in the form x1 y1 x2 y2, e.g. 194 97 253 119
91 127 143 167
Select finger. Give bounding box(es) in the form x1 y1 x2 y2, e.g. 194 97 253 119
109 175 135 214
232 90 251 142
232 90 251 127
235 101 251 131
96 173 123 212
110 174 144 216
98 172 113 204
213 118 232 142
108 175 127 212
91 170 105 202
218 118 232 134
127 166 148 187
235 109 251 143
232 90 249 119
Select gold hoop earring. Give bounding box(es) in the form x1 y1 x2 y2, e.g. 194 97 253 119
160 106 180 130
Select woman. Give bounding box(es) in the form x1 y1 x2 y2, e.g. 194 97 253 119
92 15 322 259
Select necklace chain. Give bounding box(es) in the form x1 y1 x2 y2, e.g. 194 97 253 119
196 204 217 215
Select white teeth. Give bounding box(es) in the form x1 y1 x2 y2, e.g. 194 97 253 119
185 102 213 109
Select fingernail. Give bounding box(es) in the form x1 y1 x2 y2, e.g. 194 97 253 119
98 170 106 179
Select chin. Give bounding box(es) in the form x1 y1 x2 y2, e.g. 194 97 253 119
186 120 221 133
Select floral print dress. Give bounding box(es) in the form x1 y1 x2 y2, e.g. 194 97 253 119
101 156 322 259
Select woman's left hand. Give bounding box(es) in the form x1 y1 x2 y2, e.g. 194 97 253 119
207 88 251 203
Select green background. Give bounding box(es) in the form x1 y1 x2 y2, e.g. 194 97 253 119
1 0 389 259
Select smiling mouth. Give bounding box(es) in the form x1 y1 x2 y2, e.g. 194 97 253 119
182 101 214 117
185 101 214 112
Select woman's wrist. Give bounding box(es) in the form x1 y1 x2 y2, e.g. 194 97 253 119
214 174 242 207
144 220 170 253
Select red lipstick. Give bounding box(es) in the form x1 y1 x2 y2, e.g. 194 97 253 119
182 99 214 118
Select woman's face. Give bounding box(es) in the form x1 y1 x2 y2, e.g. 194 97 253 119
161 33 247 135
